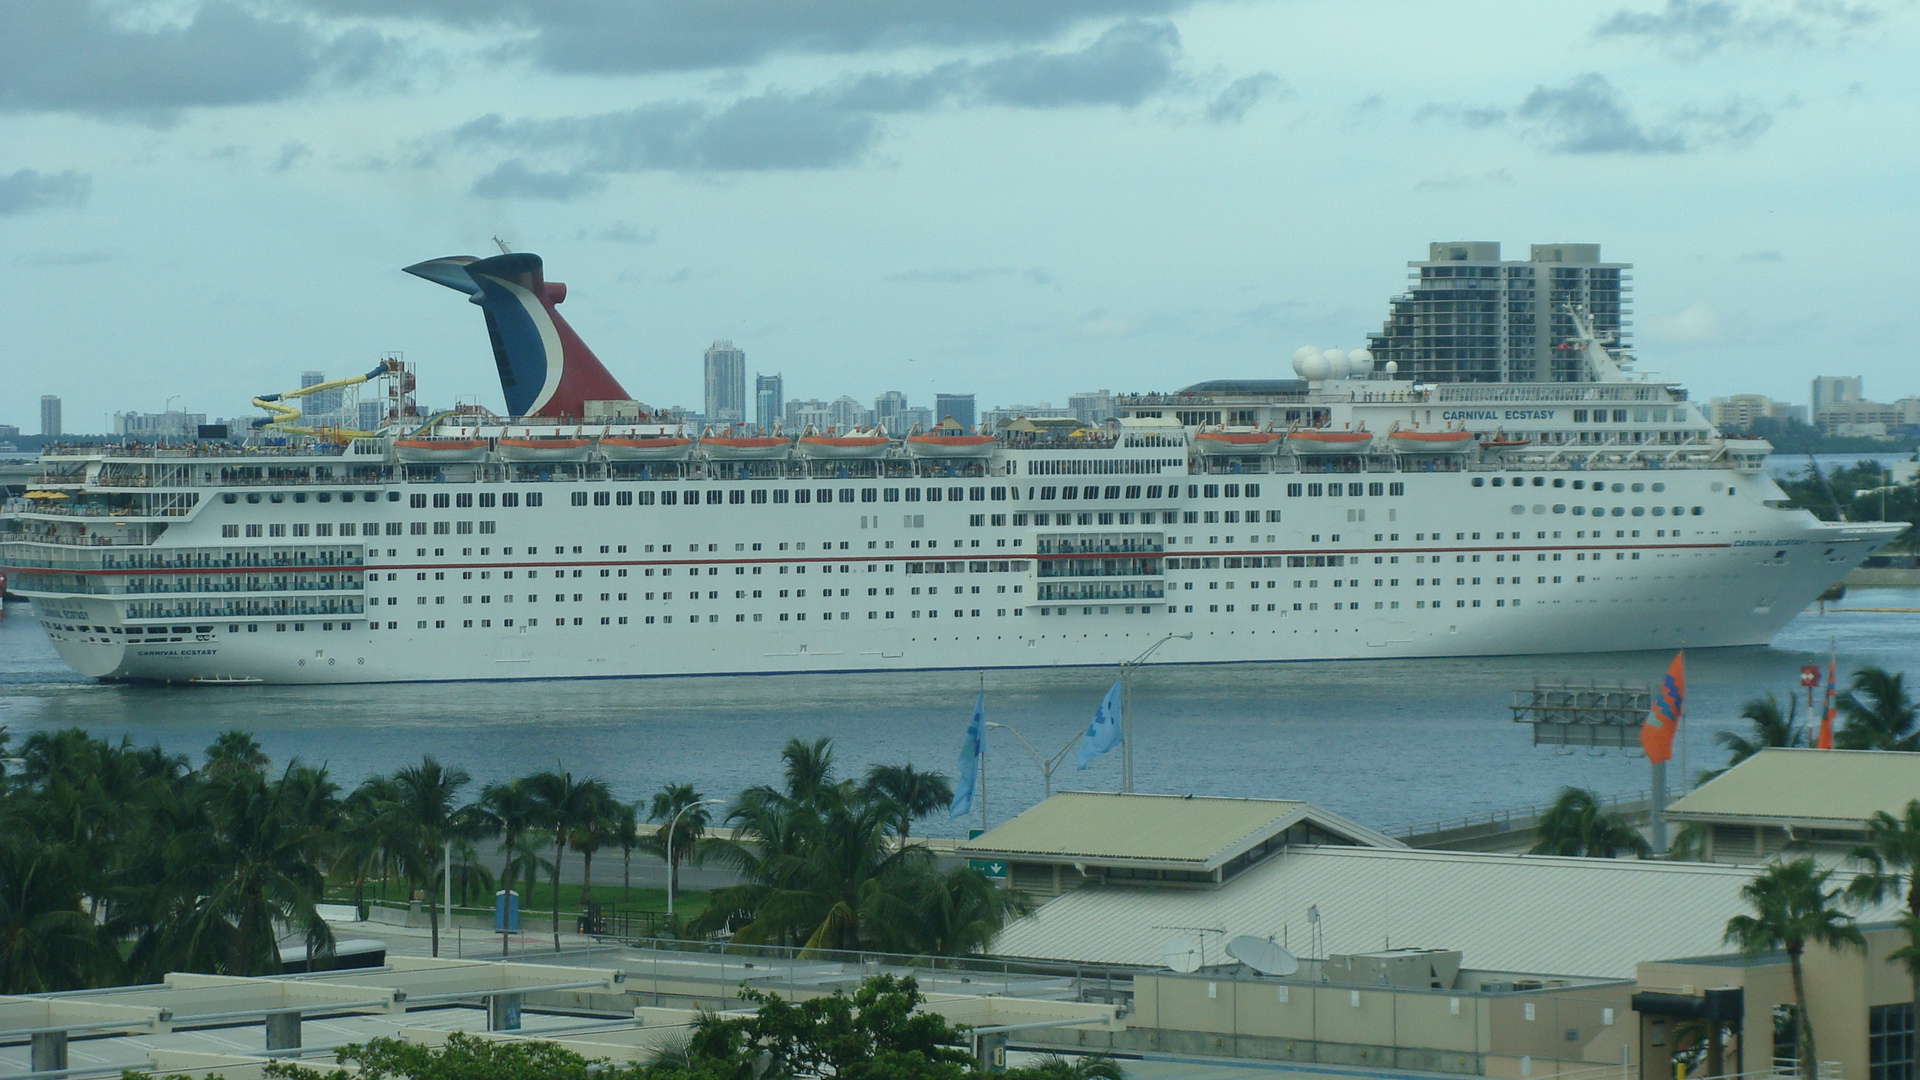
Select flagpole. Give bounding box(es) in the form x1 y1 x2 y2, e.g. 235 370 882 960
979 673 988 830
1649 758 1667 856
1118 633 1192 795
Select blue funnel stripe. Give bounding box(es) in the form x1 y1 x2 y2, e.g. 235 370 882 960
467 269 564 417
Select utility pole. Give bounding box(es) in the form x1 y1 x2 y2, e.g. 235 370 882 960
1119 633 1191 793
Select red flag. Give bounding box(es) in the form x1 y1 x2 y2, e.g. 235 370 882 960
1817 648 1838 750
1641 652 1684 764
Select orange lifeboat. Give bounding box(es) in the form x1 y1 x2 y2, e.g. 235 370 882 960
1194 431 1283 457
699 435 790 460
600 435 694 461
393 437 490 463
1285 429 1374 455
495 437 593 462
796 430 891 459
1387 430 1476 454
904 433 995 459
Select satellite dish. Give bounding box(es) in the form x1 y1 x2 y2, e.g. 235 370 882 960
1226 936 1300 977
1160 935 1202 973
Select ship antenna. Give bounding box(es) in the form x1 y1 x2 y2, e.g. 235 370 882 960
492 235 513 254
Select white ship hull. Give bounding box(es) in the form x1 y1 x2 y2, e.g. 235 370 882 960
14 463 1894 685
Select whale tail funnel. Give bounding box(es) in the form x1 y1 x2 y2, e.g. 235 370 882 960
404 252 630 419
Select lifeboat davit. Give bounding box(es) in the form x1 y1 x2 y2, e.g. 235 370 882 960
796 430 891 459
1387 430 1476 454
1285 430 1373 455
904 433 995 459
394 437 490 463
700 435 790 460
600 435 695 461
1194 431 1283 456
495 437 593 462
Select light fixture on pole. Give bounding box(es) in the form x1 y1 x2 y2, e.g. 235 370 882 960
986 721 1079 800
664 799 725 919
1120 633 1192 793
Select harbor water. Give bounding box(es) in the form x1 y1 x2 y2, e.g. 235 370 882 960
2 592 1916 838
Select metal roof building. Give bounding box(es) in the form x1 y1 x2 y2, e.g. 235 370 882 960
988 844 1905 981
958 792 1402 897
1664 747 1920 862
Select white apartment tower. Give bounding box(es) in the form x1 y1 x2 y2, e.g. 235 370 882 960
40 395 62 437
1368 242 1632 383
703 341 747 425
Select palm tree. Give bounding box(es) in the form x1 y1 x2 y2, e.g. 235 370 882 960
0 834 120 992
203 730 270 778
781 737 836 801
613 802 639 906
1530 787 1651 858
335 777 395 919
1725 858 1865 1080
525 769 612 950
1705 693 1805 782
860 862 1035 957
1847 799 1920 1019
568 784 623 912
1021 1054 1126 1079
385 756 474 958
474 779 541 912
860 763 954 841
641 783 712 910
1838 666 1919 750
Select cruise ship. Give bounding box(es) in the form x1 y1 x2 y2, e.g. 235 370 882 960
0 251 1899 684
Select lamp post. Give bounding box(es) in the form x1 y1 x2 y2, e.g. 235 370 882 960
664 799 724 918
985 721 1078 800
1120 633 1192 793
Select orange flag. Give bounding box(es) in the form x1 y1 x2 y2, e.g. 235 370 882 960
1641 652 1684 764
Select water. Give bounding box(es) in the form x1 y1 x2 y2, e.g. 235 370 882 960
3 594 1917 838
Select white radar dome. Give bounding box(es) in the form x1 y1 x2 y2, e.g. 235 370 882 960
1384 359 1399 375
1349 348 1375 374
1290 346 1319 377
1323 348 1350 378
1298 352 1331 380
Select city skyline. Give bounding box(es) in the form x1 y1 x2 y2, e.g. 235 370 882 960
5 4 1917 433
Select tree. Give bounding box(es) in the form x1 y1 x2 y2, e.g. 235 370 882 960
1847 800 1920 1021
1530 787 1651 859
859 763 954 841
525 769 612 949
859 862 1036 957
384 757 474 958
781 736 836 802
1725 858 1865 1080
1838 666 1920 751
641 783 712 911
683 974 977 1080
613 801 640 906
204 729 270 778
1705 693 1805 781
475 779 542 911
0 834 120 992
568 784 624 912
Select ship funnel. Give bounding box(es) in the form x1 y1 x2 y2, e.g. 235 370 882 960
403 252 630 418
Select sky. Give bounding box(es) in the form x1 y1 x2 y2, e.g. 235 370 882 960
2 0 1917 433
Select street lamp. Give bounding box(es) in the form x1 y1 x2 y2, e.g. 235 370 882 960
664 799 724 918
985 721 1079 800
1120 633 1192 793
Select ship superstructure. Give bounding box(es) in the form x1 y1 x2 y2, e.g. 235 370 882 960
1 252 1899 685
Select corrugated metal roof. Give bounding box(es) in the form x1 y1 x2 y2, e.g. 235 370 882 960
957 792 1401 871
988 846 1904 980
1667 748 1920 826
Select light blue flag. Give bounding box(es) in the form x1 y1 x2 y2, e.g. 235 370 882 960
1076 679 1124 770
949 693 985 818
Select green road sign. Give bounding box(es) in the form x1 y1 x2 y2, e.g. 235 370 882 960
969 859 1007 877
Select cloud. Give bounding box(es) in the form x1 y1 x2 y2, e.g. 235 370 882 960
1206 73 1284 123
1414 103 1508 129
447 20 1191 178
1414 168 1514 191
1647 302 1721 342
18 249 112 267
886 266 1053 284
583 221 658 245
308 0 1195 76
1594 0 1881 58
470 159 607 200
0 1 401 121
271 142 313 172
1511 73 1772 153
0 168 91 215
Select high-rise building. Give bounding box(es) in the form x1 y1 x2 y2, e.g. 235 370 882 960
934 393 977 430
1709 394 1803 430
829 396 871 431
1368 242 1631 384
40 395 61 437
1811 376 1862 417
704 340 747 425
784 398 832 430
754 373 784 431
1067 390 1117 424
873 390 910 432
